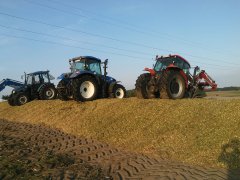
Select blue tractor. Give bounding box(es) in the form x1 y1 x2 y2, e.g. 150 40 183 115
57 56 126 101
5 71 57 106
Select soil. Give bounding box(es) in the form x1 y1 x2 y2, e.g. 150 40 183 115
1 119 240 180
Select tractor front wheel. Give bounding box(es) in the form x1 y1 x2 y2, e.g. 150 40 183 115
39 84 57 100
7 94 16 106
72 76 98 102
135 73 155 99
14 93 30 106
159 70 186 99
112 84 126 99
57 80 69 101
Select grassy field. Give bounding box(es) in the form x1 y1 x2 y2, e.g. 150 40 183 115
0 97 240 170
206 90 240 98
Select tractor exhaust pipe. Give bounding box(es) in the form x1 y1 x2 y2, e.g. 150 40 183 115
102 59 108 98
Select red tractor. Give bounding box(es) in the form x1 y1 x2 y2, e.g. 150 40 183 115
135 55 217 99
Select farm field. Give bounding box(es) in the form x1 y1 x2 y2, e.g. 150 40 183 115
1 97 240 179
206 90 240 99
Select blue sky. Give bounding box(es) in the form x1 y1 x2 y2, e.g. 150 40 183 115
0 0 240 97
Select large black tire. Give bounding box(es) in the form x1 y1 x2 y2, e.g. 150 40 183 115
7 94 16 106
39 84 57 100
135 73 155 99
111 84 126 99
14 92 30 106
72 76 99 102
57 80 69 101
159 70 186 99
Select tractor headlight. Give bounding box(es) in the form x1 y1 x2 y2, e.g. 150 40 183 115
12 90 15 94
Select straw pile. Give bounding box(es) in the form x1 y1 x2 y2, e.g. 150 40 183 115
0 98 240 169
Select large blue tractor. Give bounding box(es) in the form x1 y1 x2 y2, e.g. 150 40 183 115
57 56 126 102
4 71 57 106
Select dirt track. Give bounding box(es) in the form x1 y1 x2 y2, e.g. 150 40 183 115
1 119 240 179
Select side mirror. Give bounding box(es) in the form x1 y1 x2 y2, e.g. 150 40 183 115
195 66 200 72
104 59 108 65
48 74 55 80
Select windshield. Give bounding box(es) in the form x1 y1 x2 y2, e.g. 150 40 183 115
154 57 190 73
71 59 102 75
26 75 33 85
154 58 174 71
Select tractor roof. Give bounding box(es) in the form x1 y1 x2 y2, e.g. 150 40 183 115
69 56 101 63
27 71 49 75
157 55 191 67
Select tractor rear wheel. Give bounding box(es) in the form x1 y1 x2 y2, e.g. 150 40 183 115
39 84 57 100
14 93 30 106
159 70 186 99
57 80 69 101
111 84 126 99
7 94 16 106
135 73 155 99
72 76 98 102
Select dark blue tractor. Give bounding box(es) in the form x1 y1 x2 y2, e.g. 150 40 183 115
6 71 57 106
57 56 126 102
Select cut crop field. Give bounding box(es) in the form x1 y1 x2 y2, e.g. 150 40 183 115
206 90 240 99
0 98 240 176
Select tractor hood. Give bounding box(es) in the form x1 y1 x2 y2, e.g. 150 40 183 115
58 71 117 83
104 75 116 83
12 85 27 93
69 71 95 79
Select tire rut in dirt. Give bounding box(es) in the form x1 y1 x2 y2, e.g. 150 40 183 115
1 119 239 180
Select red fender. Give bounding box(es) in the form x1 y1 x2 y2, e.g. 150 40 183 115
144 67 156 76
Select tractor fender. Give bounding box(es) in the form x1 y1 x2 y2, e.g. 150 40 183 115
144 68 156 76
70 71 95 79
166 66 188 88
108 81 121 95
37 83 55 92
37 83 48 92
57 73 71 80
70 72 102 85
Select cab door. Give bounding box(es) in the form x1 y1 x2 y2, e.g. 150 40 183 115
30 74 42 97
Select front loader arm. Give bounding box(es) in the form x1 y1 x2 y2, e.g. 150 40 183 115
0 79 24 92
196 70 217 90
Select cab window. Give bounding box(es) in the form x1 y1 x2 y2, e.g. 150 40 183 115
34 75 40 84
183 62 190 74
88 62 101 75
174 58 184 69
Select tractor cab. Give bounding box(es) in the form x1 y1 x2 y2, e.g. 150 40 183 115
69 56 102 75
23 71 55 85
154 55 191 74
